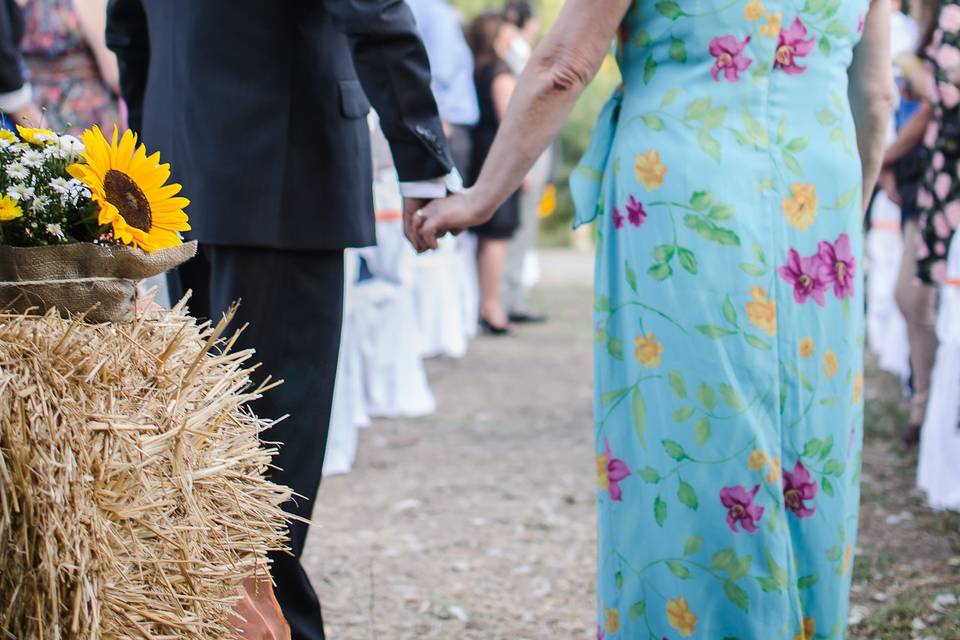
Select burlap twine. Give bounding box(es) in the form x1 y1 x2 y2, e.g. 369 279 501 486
0 240 197 323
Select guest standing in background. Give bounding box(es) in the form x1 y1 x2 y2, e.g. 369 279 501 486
0 0 40 128
20 0 118 133
405 0 478 177
467 12 519 335
501 0 550 324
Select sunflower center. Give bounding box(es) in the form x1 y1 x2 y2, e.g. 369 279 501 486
104 169 152 232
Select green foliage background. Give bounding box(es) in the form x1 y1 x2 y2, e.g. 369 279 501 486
449 0 620 245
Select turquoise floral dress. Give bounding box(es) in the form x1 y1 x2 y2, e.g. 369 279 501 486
571 2 868 638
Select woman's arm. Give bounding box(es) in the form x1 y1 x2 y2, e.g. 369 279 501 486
882 100 932 167
848 0 896 213
75 0 120 94
415 0 632 249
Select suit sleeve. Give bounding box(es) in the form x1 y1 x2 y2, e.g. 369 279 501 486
324 0 453 183
105 0 149 134
0 0 25 95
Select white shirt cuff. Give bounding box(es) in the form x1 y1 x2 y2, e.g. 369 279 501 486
0 84 33 114
399 169 464 199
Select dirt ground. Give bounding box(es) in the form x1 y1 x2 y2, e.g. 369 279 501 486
307 251 960 640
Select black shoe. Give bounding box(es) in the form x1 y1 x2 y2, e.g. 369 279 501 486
479 317 510 335
900 423 922 446
508 310 549 324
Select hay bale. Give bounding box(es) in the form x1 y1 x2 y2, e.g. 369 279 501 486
0 300 291 639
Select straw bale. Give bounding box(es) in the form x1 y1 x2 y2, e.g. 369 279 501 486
0 299 291 639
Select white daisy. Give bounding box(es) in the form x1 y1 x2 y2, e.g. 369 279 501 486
49 177 70 195
21 148 45 168
45 223 66 240
56 135 84 159
30 195 50 213
6 163 28 181
7 183 35 201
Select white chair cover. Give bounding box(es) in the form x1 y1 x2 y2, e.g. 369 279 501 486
413 234 470 358
138 274 171 308
866 192 911 381
917 234 960 511
455 232 479 340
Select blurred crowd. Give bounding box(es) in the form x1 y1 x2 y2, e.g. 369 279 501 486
2 0 958 508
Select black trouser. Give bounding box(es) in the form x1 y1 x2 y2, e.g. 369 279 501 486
178 244 345 640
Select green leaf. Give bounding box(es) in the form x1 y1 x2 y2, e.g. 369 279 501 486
705 227 741 246
831 126 844 143
655 0 684 19
818 435 834 460
669 37 688 63
833 185 859 211
625 261 639 293
662 439 687 461
684 97 712 120
708 204 734 221
703 106 728 130
722 296 738 326
816 108 838 125
677 248 698 274
822 476 834 496
802 437 823 458
628 600 647 621
690 190 714 211
693 417 711 445
644 55 658 84
757 576 781 593
654 496 668 526
632 31 652 48
697 383 717 411
823 459 845 476
601 387 630 407
741 104 769 148
819 36 832 57
724 580 749 612
782 150 803 176
641 113 666 131
607 336 624 360
648 261 673 282
719 383 746 411
683 535 703 556
668 371 687 398
819 396 841 406
615 571 624 589
639 466 661 483
752 241 767 265
826 546 842 562
797 575 819 590
677 479 699 510
765 550 788 587
577 165 603 181
696 325 737 339
744 334 772 351
595 295 611 312
730 555 752 581
697 129 722 163
661 87 681 108
631 390 647 446
651 244 676 262
673 405 696 422
785 137 809 153
776 118 788 144
667 559 693 579
711 548 735 572
739 263 767 277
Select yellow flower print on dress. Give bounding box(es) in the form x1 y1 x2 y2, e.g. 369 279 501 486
765 456 782 484
842 543 853 575
745 286 777 335
822 350 838 378
793 616 816 640
799 337 815 359
666 597 697 637
634 334 663 367
605 608 621 634
744 0 764 21
782 183 819 230
760 11 783 37
853 371 863 404
748 449 768 470
635 150 667 191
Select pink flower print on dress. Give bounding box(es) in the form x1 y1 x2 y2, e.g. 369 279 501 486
783 460 818 518
934 212 951 237
925 120 940 148
936 172 953 200
709 35 753 82
778 248 828 306
942 4 960 31
946 201 960 228
612 205 625 230
626 195 648 227
939 81 960 109
932 260 949 283
817 233 856 300
719 485 765 533
597 437 631 502
933 152 945 171
774 18 816 75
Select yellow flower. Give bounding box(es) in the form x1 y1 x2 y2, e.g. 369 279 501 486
605 608 621 634
16 124 55 146
782 183 819 230
635 149 667 191
666 597 697 637
748 449 768 470
793 616 816 640
634 334 663 368
765 456 782 484
538 183 556 218
67 126 190 253
853 371 863 404
597 453 609 490
799 337 815 359
0 129 17 143
745 0 764 21
842 543 853 575
0 195 23 222
745 286 777 336
822 350 838 379
760 10 783 37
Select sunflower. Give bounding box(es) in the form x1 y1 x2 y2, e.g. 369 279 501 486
67 126 190 252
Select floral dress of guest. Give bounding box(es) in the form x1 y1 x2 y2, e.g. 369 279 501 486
20 0 117 133
571 1 868 638
916 1 960 285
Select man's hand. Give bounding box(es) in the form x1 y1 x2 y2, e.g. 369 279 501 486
403 197 431 253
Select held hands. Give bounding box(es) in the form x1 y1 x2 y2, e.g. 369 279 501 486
402 189 492 252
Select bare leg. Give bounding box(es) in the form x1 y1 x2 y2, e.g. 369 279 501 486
478 237 510 329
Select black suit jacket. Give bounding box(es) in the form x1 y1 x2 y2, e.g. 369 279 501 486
0 0 25 95
106 0 452 250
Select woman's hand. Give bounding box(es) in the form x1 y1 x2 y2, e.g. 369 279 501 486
414 189 492 251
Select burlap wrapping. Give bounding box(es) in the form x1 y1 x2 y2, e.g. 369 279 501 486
0 240 197 323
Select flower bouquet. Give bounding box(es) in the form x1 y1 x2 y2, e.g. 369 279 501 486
0 125 195 322
0 125 291 639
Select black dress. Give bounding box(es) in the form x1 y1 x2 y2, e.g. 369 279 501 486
470 60 520 240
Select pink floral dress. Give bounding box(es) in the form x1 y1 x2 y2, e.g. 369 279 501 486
571 1 868 638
